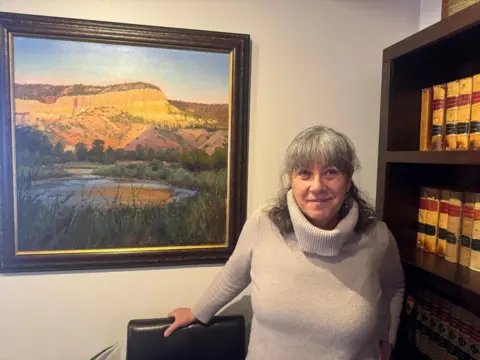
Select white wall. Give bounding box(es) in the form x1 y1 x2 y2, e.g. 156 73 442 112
420 0 442 30
0 0 420 359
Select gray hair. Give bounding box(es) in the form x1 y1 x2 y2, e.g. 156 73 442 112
283 125 360 181
268 125 375 234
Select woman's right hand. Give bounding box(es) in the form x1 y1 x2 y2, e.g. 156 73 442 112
164 307 197 337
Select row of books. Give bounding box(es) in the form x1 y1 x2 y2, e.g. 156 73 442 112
404 289 480 360
416 187 480 271
419 74 480 151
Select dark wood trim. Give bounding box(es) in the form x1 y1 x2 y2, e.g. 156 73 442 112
375 60 392 220
383 1 480 60
385 151 480 165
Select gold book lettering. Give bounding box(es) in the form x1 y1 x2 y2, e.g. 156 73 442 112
445 80 459 150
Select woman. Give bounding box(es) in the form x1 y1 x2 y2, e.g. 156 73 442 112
165 125 405 360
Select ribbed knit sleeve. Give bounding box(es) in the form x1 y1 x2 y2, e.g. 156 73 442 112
191 208 261 324
378 226 405 346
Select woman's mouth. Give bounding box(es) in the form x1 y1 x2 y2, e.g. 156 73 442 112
308 198 332 203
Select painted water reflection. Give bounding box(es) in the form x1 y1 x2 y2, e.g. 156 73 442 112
31 166 197 208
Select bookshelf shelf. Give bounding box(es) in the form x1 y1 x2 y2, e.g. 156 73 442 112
376 3 480 357
385 151 480 164
400 248 480 316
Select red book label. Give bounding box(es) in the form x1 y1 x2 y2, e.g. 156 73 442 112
464 205 474 219
449 204 461 217
451 316 460 329
420 198 428 209
434 99 445 110
428 199 439 211
472 91 480 104
474 209 480 221
440 201 449 213
446 96 459 108
471 328 480 342
458 94 471 106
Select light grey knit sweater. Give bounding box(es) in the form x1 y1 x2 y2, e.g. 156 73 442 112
192 190 405 360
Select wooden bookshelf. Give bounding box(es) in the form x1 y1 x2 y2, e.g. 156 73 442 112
385 151 480 165
375 2 480 357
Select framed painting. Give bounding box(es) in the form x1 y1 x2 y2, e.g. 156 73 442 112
0 12 250 272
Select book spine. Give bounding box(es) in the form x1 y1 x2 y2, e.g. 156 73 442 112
426 292 437 358
425 188 440 253
438 301 450 360
406 295 417 344
469 194 480 272
457 77 473 150
446 191 464 263
429 294 443 360
432 84 447 151
417 188 428 249
471 74 480 150
416 296 425 350
445 303 460 360
446 80 459 150
457 309 473 360
437 189 450 257
420 295 432 354
420 87 433 151
471 318 480 360
460 192 475 267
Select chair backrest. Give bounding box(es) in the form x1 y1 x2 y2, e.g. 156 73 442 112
126 315 246 360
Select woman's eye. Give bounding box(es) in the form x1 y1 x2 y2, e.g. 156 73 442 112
297 169 310 176
324 168 339 177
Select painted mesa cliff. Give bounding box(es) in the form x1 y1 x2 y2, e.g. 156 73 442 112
14 82 229 154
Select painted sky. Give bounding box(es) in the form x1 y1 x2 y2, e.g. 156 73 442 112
13 36 231 104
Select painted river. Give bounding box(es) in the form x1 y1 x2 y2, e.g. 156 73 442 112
30 166 197 208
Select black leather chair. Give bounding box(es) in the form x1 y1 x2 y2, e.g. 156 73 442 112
126 315 246 360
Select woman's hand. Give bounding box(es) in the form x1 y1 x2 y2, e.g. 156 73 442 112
164 307 197 337
379 340 392 360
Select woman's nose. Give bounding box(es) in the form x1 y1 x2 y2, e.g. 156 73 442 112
310 174 325 192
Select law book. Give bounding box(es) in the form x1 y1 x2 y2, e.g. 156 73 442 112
417 188 428 249
420 87 433 151
445 191 464 263
456 308 474 360
456 77 473 150
425 293 437 359
459 192 475 267
412 289 480 360
405 295 417 345
432 84 447 151
419 293 432 355
424 188 440 253
428 294 443 360
445 303 461 360
436 189 450 257
470 318 480 360
445 80 459 150
437 298 450 360
471 74 480 150
469 193 480 272
415 295 423 350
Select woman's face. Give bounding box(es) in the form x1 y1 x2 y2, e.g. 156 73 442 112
291 161 351 230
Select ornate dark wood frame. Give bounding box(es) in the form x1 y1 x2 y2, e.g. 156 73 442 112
0 11 250 272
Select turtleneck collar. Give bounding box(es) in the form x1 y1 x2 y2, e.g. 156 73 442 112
286 189 359 257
